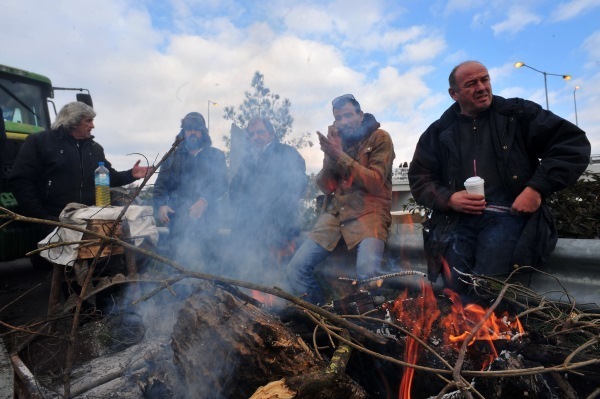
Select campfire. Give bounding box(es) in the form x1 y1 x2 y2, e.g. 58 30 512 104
1 208 599 398
387 282 526 398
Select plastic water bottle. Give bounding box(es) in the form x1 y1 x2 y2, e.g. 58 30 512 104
94 162 110 207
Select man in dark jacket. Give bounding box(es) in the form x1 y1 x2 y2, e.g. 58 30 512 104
408 61 590 294
9 101 152 221
286 94 395 305
228 116 307 283
153 112 228 269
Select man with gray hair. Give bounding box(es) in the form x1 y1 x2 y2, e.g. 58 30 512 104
9 101 153 221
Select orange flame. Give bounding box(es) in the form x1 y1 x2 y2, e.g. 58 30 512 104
272 241 296 266
250 290 276 307
441 288 524 369
389 282 441 399
388 285 524 398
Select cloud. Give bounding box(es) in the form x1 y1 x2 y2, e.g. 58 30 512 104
281 4 336 35
330 0 391 40
443 0 487 14
281 0 413 53
491 6 542 35
488 62 519 85
3 0 598 175
582 30 600 62
550 0 600 22
367 66 433 117
392 35 447 64
444 50 470 65
358 26 428 53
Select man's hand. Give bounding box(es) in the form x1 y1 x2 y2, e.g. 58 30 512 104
132 160 155 179
317 125 344 160
158 205 174 224
188 198 208 219
448 190 486 214
511 186 542 214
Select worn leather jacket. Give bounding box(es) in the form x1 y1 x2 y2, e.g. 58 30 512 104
310 113 395 251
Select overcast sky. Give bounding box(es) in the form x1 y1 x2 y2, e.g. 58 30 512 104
3 0 599 176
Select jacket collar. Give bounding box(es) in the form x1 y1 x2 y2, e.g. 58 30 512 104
55 127 95 143
342 112 380 148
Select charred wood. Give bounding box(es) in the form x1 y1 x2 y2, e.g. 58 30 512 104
171 281 368 398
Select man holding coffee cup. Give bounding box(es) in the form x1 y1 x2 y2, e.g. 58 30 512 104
408 61 590 295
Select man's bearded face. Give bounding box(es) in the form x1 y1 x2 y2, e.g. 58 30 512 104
184 129 203 151
333 102 364 141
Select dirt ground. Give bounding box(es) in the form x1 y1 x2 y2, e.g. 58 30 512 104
0 258 52 329
0 257 173 398
0 258 53 398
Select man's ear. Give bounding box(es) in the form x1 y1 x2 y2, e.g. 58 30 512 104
448 88 458 101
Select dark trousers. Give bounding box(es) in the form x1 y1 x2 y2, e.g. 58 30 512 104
443 211 528 294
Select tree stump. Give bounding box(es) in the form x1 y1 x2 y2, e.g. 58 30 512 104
171 282 367 398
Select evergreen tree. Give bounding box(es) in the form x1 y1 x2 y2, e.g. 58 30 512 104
223 71 311 150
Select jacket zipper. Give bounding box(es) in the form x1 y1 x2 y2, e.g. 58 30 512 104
46 180 52 199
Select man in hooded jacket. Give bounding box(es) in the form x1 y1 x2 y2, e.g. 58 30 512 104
286 94 395 304
153 112 228 268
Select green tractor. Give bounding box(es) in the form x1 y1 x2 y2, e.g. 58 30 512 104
0 64 92 262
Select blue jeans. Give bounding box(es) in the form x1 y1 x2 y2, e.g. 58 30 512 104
286 238 385 305
444 211 527 293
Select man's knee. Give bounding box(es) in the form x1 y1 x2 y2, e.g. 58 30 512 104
356 238 385 278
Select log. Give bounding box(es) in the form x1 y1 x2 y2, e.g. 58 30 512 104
171 281 367 398
11 354 43 399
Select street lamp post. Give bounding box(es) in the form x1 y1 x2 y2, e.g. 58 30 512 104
514 62 572 110
207 100 218 133
573 86 579 126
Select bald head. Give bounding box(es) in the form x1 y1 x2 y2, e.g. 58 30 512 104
448 61 493 118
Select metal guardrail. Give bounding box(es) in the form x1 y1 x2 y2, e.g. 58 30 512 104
318 221 600 311
35 224 600 311
386 231 600 310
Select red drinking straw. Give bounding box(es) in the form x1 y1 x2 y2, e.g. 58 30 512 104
473 159 477 176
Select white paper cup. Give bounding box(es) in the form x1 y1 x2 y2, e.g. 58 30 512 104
464 176 485 196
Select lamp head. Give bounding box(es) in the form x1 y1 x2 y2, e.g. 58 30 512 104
514 62 525 68
563 75 572 81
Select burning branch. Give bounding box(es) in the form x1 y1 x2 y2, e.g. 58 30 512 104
450 284 511 399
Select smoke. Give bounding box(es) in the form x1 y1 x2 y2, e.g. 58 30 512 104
110 128 309 396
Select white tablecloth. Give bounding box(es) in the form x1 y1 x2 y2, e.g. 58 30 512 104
39 203 158 265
